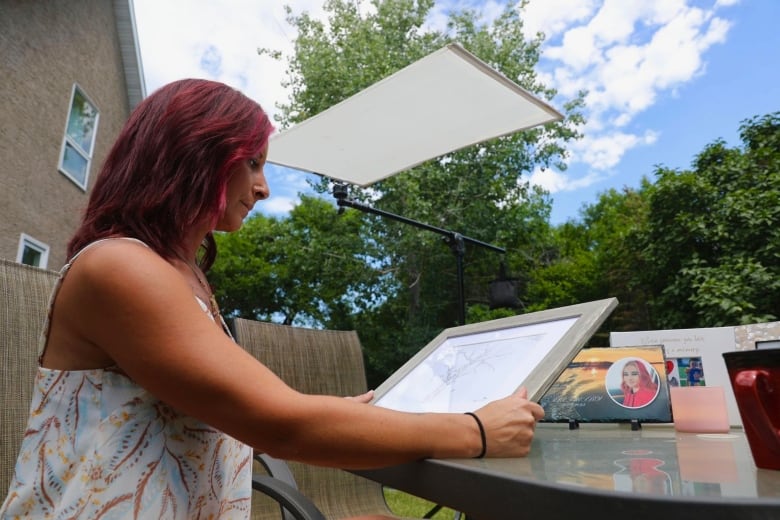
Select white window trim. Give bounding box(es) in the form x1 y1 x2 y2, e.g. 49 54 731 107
58 83 99 191
17 233 50 268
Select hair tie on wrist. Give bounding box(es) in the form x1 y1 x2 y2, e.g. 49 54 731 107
464 412 486 458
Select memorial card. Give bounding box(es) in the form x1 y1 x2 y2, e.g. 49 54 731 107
539 346 673 423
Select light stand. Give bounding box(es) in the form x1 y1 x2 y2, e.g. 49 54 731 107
333 183 505 326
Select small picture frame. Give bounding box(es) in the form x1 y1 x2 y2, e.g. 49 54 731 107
539 346 673 423
372 298 618 412
665 357 706 387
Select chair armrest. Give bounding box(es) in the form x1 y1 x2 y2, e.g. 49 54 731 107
251 473 326 520
255 452 298 487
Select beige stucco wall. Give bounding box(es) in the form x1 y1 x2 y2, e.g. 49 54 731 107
0 0 132 269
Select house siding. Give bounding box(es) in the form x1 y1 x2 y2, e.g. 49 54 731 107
0 0 136 269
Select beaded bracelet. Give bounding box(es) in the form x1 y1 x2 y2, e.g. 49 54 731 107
464 412 487 458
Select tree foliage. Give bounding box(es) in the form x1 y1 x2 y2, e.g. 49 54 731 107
633 112 780 327
525 184 653 345
251 0 586 383
212 3 780 386
530 112 780 336
211 195 386 327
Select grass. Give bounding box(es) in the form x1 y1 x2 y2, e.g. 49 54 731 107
383 488 460 518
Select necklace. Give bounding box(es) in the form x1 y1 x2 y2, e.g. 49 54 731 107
179 256 221 322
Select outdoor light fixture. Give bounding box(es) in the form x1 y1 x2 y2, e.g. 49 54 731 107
488 262 520 310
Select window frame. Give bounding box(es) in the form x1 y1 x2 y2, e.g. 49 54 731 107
16 233 50 268
58 83 99 191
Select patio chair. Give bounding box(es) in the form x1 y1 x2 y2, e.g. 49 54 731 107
233 318 430 520
0 258 324 520
0 259 59 502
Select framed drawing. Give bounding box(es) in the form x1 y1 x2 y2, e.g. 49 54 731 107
372 297 618 413
539 346 673 423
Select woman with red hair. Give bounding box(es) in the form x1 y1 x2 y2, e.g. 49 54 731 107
620 359 659 408
1 79 544 519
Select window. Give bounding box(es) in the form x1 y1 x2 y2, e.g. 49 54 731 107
59 84 99 190
17 234 50 268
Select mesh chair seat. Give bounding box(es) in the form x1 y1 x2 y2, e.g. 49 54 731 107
233 318 422 520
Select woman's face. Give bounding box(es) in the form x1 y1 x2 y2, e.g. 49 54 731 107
216 143 270 232
623 362 640 390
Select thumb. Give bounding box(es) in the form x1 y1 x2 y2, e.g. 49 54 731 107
513 386 528 399
345 389 375 404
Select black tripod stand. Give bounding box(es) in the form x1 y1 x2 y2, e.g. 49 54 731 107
333 183 505 326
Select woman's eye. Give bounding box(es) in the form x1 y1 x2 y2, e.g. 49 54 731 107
249 158 259 169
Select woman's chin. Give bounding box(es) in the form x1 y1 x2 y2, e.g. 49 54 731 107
214 220 243 233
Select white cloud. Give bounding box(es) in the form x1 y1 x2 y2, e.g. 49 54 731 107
543 1 730 122
520 0 600 40
133 0 329 122
573 129 659 170
524 165 605 193
132 0 737 202
524 0 734 192
256 195 299 216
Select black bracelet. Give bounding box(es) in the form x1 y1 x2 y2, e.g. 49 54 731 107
464 412 487 458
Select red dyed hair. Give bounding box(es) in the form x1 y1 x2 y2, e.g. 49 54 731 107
67 79 274 270
620 359 659 395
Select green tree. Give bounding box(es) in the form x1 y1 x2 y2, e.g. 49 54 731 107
264 0 585 380
634 112 780 328
526 184 653 344
211 195 385 327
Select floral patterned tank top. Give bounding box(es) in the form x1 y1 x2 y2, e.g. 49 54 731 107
0 238 252 519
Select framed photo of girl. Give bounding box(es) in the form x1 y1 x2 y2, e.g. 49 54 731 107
539 345 673 424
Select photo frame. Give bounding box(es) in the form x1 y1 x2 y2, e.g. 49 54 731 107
372 298 618 413
609 327 744 426
539 346 673 423
734 320 780 351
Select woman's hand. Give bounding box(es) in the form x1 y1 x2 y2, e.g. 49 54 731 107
474 386 545 458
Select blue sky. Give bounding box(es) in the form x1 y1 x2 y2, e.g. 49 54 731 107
536 0 780 223
133 0 779 224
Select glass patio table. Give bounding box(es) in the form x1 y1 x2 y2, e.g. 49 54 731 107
354 423 780 519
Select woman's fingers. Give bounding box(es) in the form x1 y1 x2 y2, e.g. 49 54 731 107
472 387 546 457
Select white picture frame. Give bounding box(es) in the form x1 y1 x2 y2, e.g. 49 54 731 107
734 321 780 350
372 298 618 413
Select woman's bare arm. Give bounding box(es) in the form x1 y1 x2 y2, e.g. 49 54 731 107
50 240 543 469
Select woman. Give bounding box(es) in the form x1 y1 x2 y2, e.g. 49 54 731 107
620 359 659 408
1 79 544 519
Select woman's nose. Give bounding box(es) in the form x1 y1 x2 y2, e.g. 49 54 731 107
254 177 270 200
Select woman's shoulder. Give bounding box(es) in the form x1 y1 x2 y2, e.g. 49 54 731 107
74 236 151 257
73 238 165 274
65 238 179 303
